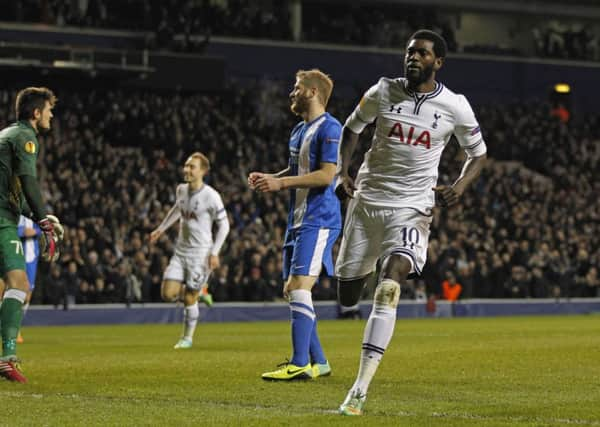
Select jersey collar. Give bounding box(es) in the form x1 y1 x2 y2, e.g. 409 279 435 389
17 120 37 134
403 79 439 95
187 183 206 197
305 112 328 126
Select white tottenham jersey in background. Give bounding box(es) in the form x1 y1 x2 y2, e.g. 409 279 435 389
345 77 487 214
174 183 227 254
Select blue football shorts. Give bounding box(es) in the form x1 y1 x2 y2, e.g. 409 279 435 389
282 226 340 280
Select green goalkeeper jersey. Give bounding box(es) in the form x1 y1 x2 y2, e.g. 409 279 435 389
0 121 39 223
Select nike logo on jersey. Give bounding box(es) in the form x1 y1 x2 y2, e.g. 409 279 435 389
387 123 431 149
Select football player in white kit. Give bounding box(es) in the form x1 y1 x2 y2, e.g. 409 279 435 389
150 152 229 349
335 30 487 415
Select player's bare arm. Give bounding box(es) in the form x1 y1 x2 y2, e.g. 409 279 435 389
248 167 290 189
208 255 220 270
335 126 361 200
22 227 38 238
149 203 181 244
433 153 487 207
255 162 336 192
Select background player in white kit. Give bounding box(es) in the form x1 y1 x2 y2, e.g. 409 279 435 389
335 30 488 415
150 152 229 349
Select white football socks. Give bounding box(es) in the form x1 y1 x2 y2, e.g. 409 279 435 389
350 300 397 395
339 303 360 314
182 303 199 340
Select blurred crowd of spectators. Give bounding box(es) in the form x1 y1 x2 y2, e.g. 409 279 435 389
6 0 457 50
6 0 291 44
532 21 599 61
301 3 457 51
0 79 597 306
9 1 600 62
418 100 599 300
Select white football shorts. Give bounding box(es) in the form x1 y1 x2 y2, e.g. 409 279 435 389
335 198 432 279
163 249 211 290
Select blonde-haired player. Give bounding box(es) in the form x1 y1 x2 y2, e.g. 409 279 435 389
150 152 229 349
249 69 342 380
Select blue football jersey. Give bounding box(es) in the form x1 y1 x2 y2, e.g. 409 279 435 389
17 215 40 263
17 215 41 288
287 112 342 230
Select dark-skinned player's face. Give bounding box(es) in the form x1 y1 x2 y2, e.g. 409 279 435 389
289 78 312 116
404 39 442 86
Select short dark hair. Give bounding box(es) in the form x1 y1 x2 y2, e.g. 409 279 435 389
408 30 448 58
15 87 56 121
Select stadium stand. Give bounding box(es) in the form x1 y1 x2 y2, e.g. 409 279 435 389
0 81 597 305
4 1 600 61
1 2 598 306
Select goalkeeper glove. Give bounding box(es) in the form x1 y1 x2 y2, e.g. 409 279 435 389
38 217 60 262
46 214 65 241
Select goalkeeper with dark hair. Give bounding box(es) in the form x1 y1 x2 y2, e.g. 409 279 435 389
0 86 64 383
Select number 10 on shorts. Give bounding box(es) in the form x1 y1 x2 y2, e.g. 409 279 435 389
400 227 419 250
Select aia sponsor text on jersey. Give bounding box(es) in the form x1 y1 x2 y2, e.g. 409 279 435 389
181 210 199 220
387 122 431 149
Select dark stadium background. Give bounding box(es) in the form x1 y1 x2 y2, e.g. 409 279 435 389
1 0 598 308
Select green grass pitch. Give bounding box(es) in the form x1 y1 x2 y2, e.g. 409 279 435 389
2 315 599 426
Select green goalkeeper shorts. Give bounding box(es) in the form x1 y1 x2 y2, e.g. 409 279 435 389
0 218 26 276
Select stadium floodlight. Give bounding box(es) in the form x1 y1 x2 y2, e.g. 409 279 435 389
553 83 571 94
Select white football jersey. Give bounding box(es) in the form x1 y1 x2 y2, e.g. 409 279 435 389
174 183 227 254
345 77 487 213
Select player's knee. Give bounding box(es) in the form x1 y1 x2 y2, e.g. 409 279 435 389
161 284 179 302
183 290 199 306
161 291 177 302
4 271 29 293
286 275 316 293
285 276 299 293
338 277 366 307
383 254 412 282
374 279 401 308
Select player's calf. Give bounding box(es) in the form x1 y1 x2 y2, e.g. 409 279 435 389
337 276 368 318
337 276 368 307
